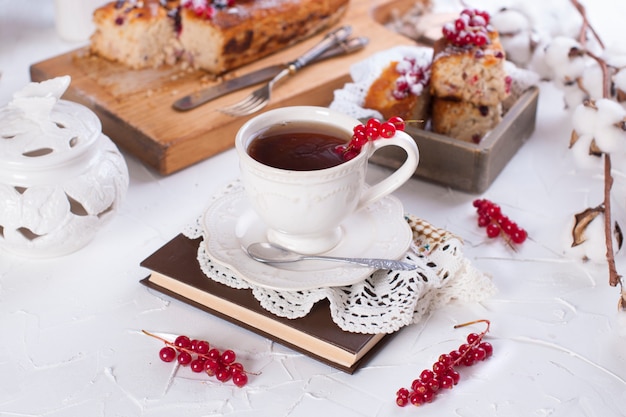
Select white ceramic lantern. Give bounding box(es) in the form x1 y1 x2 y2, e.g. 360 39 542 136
0 76 129 257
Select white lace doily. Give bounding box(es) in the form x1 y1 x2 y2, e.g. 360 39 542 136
183 182 496 335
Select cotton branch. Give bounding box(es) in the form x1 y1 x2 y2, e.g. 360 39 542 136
570 0 625 308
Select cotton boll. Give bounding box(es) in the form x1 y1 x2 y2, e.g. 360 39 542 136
543 36 587 86
564 210 611 263
491 7 531 33
595 126 626 154
593 98 626 153
528 42 556 79
569 132 604 171
490 8 534 66
596 98 626 125
502 32 534 67
580 65 605 101
563 84 589 110
572 102 599 136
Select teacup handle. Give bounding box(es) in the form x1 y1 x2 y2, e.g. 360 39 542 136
356 130 419 211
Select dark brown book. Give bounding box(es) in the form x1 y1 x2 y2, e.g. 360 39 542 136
139 233 392 373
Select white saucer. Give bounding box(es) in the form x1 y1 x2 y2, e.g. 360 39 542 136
202 188 412 291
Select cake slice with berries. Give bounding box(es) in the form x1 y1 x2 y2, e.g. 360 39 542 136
179 0 350 74
363 55 431 127
90 0 350 74
429 9 511 142
90 0 181 69
431 98 501 143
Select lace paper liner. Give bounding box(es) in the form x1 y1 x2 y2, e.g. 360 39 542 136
183 182 496 334
328 45 540 121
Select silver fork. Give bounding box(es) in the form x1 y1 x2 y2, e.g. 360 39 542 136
220 25 353 117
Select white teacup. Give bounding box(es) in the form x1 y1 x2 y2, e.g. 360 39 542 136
235 106 419 254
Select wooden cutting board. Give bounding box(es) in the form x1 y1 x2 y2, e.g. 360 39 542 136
30 0 422 175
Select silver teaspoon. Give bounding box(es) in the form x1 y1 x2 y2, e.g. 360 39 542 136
246 242 416 271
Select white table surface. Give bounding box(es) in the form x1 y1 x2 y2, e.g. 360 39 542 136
1 1 626 416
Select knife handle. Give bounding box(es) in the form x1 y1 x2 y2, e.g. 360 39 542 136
291 26 353 71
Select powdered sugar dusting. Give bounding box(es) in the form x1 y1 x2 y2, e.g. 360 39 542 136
330 46 433 120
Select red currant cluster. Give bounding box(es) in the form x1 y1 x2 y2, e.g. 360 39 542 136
393 57 431 100
336 116 406 161
143 330 249 387
473 199 527 245
442 9 492 47
182 0 236 18
396 320 493 407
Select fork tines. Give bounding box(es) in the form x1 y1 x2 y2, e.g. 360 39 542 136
220 86 270 117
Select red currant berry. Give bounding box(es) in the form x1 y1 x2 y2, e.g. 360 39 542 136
216 367 232 382
477 215 490 227
232 371 249 387
221 349 237 365
159 346 177 362
503 220 517 234
440 375 455 389
387 116 405 131
366 118 381 130
422 390 435 403
190 358 206 373
351 134 368 149
486 223 500 238
208 348 221 359
353 124 366 136
195 340 210 355
396 395 409 407
205 358 220 376
229 362 244 373
365 125 379 140
427 378 440 393
466 332 481 345
411 380 428 395
343 149 359 161
477 10 490 24
462 354 475 367
447 369 461 385
409 391 425 406
352 128 367 142
438 353 453 367
511 229 527 244
379 122 396 138
432 361 448 376
463 33 475 45
397 387 410 398
487 204 501 218
474 33 488 46
449 349 462 362
473 346 487 361
458 343 471 354
479 341 493 357
177 350 192 366
174 335 191 349
190 339 199 351
420 369 435 383
498 216 511 228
